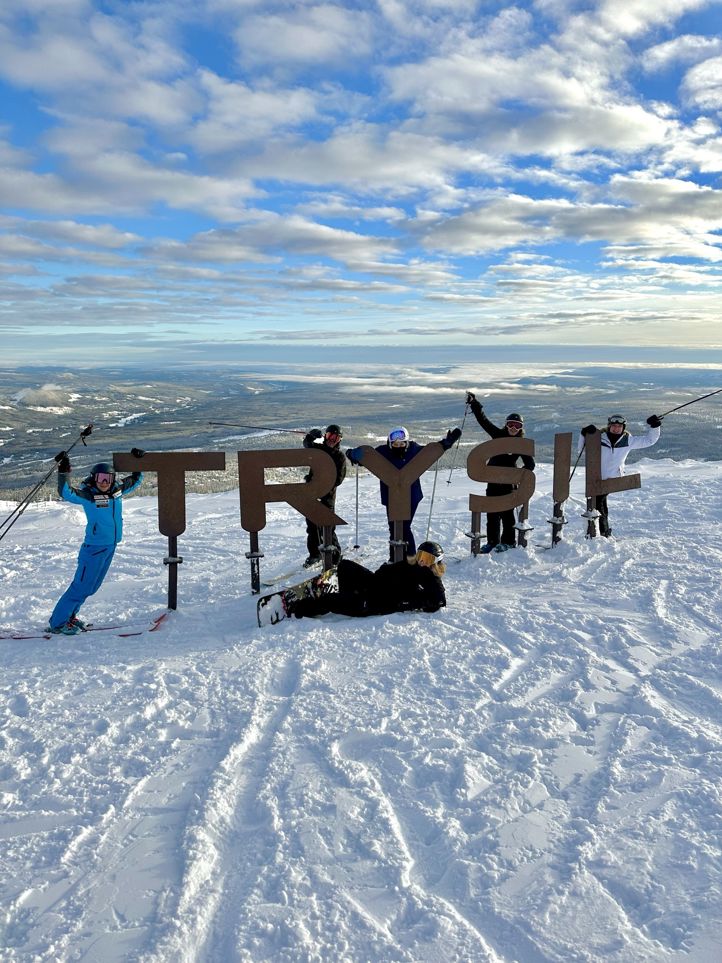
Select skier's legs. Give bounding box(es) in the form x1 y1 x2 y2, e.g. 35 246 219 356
50 545 116 628
500 509 517 546
305 519 321 559
404 519 416 556
595 494 611 536
486 512 501 546
386 517 416 560
337 558 375 594
293 591 370 619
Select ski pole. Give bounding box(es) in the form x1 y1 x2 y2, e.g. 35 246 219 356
426 460 440 539
353 465 360 550
208 421 306 434
446 404 469 484
568 441 585 484
658 387 722 419
0 424 93 544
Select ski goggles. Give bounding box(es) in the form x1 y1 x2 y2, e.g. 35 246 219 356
506 420 523 430
324 431 342 443
417 549 444 565
608 415 626 425
389 429 408 445
94 472 115 485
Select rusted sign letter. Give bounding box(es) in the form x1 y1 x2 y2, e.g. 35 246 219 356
353 443 446 521
113 451 226 536
583 432 641 498
466 438 536 513
237 449 346 532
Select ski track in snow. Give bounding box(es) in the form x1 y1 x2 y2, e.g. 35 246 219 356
1 460 721 962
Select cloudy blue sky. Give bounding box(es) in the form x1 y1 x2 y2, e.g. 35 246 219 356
2 0 722 364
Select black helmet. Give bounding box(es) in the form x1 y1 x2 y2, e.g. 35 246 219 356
325 424 343 437
417 540 444 561
506 413 523 423
91 462 114 477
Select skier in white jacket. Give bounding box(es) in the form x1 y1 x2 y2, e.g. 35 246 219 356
579 413 662 536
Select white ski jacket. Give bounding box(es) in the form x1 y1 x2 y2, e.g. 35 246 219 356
578 425 661 479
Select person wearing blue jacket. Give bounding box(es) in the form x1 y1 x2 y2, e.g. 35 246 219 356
47 449 145 635
346 425 461 559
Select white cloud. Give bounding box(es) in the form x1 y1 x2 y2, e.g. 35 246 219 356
642 35 722 73
0 216 140 249
597 0 711 39
189 71 320 152
147 214 396 265
238 125 487 190
233 4 373 68
419 176 722 261
682 56 722 110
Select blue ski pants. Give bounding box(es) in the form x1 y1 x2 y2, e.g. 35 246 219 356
49 544 116 629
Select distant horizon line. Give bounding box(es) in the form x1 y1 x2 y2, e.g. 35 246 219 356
5 343 722 370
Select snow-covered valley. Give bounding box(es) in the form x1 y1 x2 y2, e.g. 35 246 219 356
1 460 721 962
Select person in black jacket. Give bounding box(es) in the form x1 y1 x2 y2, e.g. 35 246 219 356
302 423 347 567
466 393 535 553
290 541 447 619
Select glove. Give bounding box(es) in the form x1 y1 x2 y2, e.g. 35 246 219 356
303 428 324 449
442 427 462 450
581 424 597 436
54 451 71 473
346 447 362 466
80 424 93 438
465 391 476 405
646 414 662 428
130 447 145 458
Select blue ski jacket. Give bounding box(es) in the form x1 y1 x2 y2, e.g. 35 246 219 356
57 471 143 545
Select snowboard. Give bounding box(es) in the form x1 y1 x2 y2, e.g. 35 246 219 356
257 569 337 627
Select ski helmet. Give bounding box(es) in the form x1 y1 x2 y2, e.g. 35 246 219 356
90 462 115 486
324 424 343 438
506 413 523 424
417 540 444 561
388 426 410 447
607 414 626 427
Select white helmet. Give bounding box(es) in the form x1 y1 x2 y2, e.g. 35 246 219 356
388 426 410 447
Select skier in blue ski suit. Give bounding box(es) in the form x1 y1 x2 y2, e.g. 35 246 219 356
48 451 144 634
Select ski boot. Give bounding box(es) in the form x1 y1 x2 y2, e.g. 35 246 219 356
47 621 82 636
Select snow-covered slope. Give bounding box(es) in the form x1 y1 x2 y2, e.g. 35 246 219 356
1 461 721 962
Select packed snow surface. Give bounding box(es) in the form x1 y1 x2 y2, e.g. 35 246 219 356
1 460 721 962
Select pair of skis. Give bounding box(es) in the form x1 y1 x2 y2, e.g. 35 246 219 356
1 611 170 642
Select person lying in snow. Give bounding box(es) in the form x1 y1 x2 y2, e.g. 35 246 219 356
289 541 447 620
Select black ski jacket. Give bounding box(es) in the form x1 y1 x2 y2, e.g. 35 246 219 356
305 441 347 506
